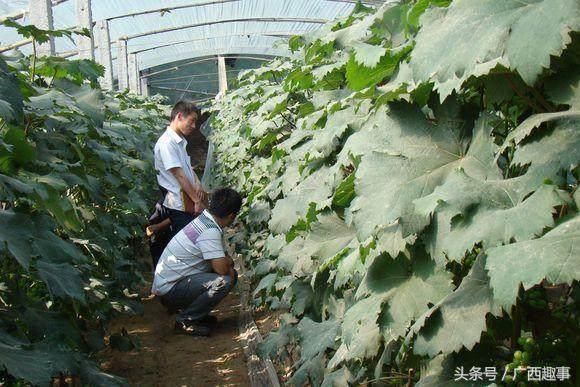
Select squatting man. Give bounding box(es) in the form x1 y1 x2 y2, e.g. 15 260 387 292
151 188 242 336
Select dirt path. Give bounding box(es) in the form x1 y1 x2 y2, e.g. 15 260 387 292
100 288 250 387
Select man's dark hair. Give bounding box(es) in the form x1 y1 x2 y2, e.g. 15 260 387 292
209 188 242 218
170 101 200 122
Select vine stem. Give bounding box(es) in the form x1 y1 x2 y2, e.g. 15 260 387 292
512 302 522 350
31 40 37 83
279 111 296 129
24 115 32 137
528 86 555 112
49 68 58 87
503 74 544 113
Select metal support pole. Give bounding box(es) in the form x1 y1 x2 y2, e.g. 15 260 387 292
28 0 55 56
96 19 113 89
117 39 128 90
128 53 139 93
75 0 94 59
217 55 228 97
140 77 149 97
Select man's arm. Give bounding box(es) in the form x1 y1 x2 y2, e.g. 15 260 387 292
210 256 236 286
169 167 207 210
210 257 234 276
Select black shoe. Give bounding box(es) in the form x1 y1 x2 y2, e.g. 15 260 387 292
174 320 210 336
198 314 218 325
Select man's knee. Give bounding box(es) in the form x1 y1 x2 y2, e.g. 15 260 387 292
221 270 238 290
209 272 236 296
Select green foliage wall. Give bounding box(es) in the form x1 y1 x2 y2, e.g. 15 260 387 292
0 28 167 385
210 0 580 385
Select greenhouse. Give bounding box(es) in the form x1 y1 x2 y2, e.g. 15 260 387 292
0 0 579 386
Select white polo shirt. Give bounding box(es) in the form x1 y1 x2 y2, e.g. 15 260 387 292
152 210 225 296
154 127 200 211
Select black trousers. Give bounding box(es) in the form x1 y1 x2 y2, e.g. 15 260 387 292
148 201 170 269
167 208 196 238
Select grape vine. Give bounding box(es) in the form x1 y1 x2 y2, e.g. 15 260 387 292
209 0 580 385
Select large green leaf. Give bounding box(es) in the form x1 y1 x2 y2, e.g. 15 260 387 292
36 58 104 86
269 167 337 234
546 67 580 109
0 57 24 122
333 105 394 168
486 214 580 310
0 210 37 268
348 108 500 241
417 171 565 263
415 354 479 387
409 0 580 98
78 360 126 387
62 83 104 125
305 106 367 160
321 367 354 387
332 245 365 290
25 89 79 117
346 48 407 91
297 317 340 362
512 118 580 183
499 110 580 153
287 353 325 387
37 260 86 303
409 255 502 356
0 336 77 387
23 308 82 345
356 252 453 341
336 294 383 363
2 127 36 165
0 174 34 196
277 215 356 277
257 317 298 359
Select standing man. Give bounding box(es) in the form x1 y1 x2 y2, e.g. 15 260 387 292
152 188 242 336
154 101 208 237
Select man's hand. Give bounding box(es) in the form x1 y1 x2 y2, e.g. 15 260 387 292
193 188 208 213
210 257 232 276
169 167 207 213
225 254 235 268
211 257 237 286
225 255 237 286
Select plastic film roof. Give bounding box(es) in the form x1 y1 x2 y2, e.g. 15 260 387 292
0 0 383 74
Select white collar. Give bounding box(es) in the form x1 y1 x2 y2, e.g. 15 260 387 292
166 126 185 143
203 209 222 232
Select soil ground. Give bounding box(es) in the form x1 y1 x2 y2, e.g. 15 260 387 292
100 287 250 387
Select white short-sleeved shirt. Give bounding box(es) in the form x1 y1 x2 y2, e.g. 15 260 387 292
154 127 200 211
152 210 224 296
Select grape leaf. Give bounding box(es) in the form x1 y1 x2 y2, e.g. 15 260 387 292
269 167 337 234
37 260 86 303
0 341 77 386
409 255 502 356
321 367 354 387
416 170 565 263
297 317 339 362
346 49 406 91
351 41 387 68
288 353 325 387
409 0 580 99
499 110 580 153
348 108 500 241
339 294 383 362
0 57 23 122
356 252 453 341
486 214 580 310
546 67 580 109
277 215 356 277
512 118 580 184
